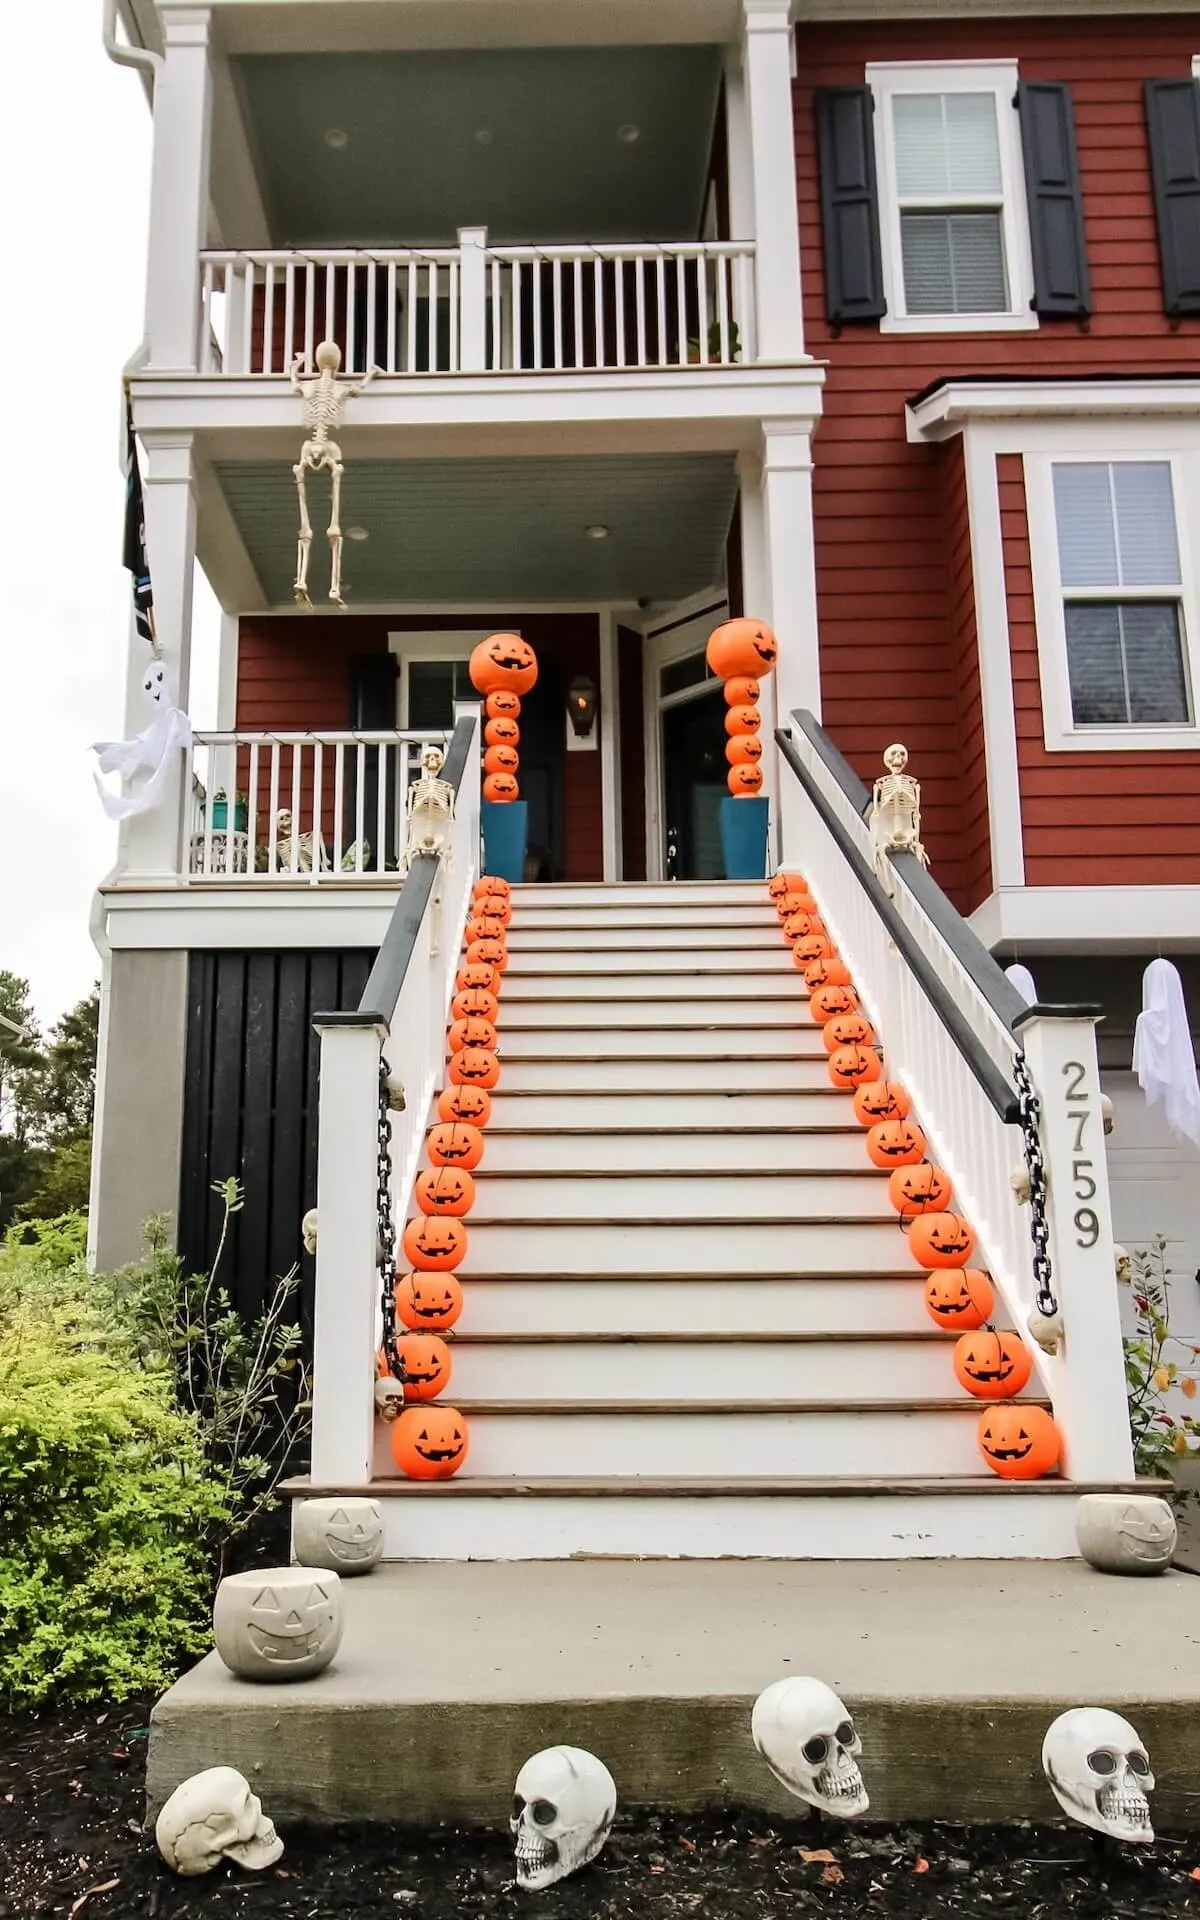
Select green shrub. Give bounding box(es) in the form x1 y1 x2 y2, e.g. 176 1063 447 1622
0 1265 229 1709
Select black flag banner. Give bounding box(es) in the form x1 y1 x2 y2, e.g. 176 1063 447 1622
123 400 156 648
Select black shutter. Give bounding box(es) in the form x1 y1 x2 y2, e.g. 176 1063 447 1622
348 651 399 867
1017 83 1091 318
1145 79 1200 317
815 86 886 323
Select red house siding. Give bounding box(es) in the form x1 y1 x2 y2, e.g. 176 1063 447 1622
795 14 1200 908
999 455 1200 885
237 613 605 882
943 441 992 912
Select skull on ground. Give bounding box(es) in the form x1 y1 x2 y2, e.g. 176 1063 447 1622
155 1767 284 1877
509 1746 616 1891
752 1677 869 1817
1042 1708 1154 1842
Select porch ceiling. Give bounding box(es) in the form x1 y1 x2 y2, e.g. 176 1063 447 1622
215 453 738 605
233 46 723 246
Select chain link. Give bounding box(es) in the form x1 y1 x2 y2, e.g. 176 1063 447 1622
377 1053 405 1381
1012 1047 1059 1320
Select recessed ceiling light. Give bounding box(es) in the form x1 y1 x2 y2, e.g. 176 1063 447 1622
324 127 349 150
617 123 640 145
474 127 494 146
585 524 611 541
346 526 370 542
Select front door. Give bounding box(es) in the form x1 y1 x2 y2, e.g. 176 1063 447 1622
644 596 729 880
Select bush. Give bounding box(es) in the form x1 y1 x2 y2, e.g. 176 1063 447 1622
0 1252 229 1709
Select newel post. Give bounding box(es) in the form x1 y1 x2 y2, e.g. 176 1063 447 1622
310 1016 386 1485
458 227 489 373
1014 1007 1134 1482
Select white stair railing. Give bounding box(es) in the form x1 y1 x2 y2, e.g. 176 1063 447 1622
309 706 480 1486
779 713 1133 1483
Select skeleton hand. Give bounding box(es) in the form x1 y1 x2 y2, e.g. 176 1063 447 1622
348 365 383 398
290 351 309 390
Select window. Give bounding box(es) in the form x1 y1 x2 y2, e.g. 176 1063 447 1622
869 62 1036 332
1052 463 1191 728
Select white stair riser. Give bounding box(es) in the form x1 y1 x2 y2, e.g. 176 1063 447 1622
504 928 785 953
459 1277 932 1336
499 998 815 1030
495 1028 824 1061
477 1132 865 1174
513 884 768 909
374 1408 1017 1478
514 907 781 931
447 1339 959 1401
496 1056 837 1091
459 1173 889 1222
502 973 808 1002
486 1091 853 1128
461 1218 903 1274
366 1493 1081 1562
504 949 796 975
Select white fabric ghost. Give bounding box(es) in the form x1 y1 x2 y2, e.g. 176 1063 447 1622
1005 963 1038 1006
1132 959 1200 1151
92 655 192 821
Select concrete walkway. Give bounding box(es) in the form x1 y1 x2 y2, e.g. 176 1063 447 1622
148 1560 1200 1828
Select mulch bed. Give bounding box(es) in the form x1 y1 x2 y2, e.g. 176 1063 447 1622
2 1698 1199 1920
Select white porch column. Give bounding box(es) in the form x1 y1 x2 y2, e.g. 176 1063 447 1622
146 5 213 371
458 227 489 372
599 610 623 881
741 0 806 361
121 431 198 877
760 422 821 865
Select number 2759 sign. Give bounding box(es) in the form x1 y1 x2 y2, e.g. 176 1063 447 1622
1062 1060 1099 1250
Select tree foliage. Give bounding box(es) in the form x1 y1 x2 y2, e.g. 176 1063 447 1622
0 979 98 1232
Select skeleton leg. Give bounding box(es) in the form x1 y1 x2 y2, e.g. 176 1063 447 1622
327 458 346 608
293 459 314 608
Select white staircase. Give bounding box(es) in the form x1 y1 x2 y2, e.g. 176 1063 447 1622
370 882 1118 1560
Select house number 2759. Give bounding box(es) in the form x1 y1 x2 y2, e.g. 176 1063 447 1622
1062 1060 1098 1248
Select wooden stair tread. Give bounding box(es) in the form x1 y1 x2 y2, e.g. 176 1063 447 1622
463 1213 900 1227
483 1124 863 1136
457 1270 928 1282
421 1397 1052 1416
286 1474 1167 1500
463 1167 885 1181
446 1329 956 1345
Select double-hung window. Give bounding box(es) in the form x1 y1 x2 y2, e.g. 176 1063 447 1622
869 62 1036 331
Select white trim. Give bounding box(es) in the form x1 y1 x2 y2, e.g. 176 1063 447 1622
215 610 239 730
1192 53 1200 76
598 610 622 882
963 435 1026 885
909 378 1200 441
386 630 494 727
969 884 1200 951
642 592 730 881
868 60 1037 336
1025 449 1200 752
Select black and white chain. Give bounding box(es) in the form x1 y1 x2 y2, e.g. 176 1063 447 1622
1012 1047 1059 1321
377 1054 405 1380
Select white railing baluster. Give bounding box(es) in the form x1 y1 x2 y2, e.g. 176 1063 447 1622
511 259 522 371
406 262 418 373
267 739 281 874
428 261 439 372
553 258 564 370
289 744 302 874
716 252 731 364
592 254 605 369
246 740 259 879
573 255 584 370
674 252 687 366
655 253 668 365
614 258 626 368
532 260 542 371
365 259 377 375
635 259 647 367
346 263 357 374
304 262 316 370
200 261 214 372
311 741 324 886
241 261 255 374
375 742 388 876
355 740 366 874
324 261 335 343
283 262 296 372
263 262 276 375
490 256 503 369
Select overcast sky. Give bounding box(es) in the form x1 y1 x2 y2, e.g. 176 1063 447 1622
0 7 219 1030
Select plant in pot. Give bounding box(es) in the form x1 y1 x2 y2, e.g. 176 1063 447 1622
686 320 741 364
208 789 249 833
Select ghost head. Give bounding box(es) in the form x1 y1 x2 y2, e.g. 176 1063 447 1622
1042 1708 1154 1842
510 1747 616 1890
155 1767 284 1877
752 1677 869 1817
142 656 173 706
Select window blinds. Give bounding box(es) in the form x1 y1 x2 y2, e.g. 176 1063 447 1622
1052 462 1180 589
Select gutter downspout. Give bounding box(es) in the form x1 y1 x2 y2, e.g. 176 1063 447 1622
102 0 161 90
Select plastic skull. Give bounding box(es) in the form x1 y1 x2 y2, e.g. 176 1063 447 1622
752 1677 869 1817
1042 1708 1154 1842
155 1767 284 1877
510 1746 616 1890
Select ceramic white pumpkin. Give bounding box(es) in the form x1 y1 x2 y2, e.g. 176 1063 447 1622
292 1497 384 1574
213 1566 344 1681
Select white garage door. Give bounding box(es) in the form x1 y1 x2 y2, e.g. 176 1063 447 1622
1104 1071 1200 1345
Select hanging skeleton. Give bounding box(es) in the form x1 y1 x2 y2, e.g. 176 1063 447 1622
400 744 456 874
291 343 377 609
868 743 928 893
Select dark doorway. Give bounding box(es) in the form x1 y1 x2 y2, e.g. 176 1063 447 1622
661 685 726 880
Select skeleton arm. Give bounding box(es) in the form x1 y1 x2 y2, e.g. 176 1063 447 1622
345 364 382 400
290 353 309 394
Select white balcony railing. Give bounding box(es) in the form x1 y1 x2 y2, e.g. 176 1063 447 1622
198 234 757 378
182 729 448 882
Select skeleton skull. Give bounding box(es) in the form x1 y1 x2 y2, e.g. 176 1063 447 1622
155 1767 284 1877
510 1746 616 1890
751 1678 869 1817
1042 1708 1154 1842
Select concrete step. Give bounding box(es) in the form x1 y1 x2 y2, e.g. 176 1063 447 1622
494 1055 838 1092
457 1170 891 1223
484 1089 854 1128
512 905 782 931
494 1026 826 1060
460 1217 902 1275
504 927 786 952
501 970 808 1001
446 1332 961 1402
458 1275 932 1336
476 1127 864 1174
503 948 796 975
369 1402 1049 1480
497 996 815 1029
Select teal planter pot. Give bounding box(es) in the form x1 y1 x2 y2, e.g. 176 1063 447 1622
719 796 770 880
209 799 247 833
481 800 528 883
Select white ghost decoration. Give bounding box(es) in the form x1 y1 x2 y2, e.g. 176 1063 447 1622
155 1766 284 1877
752 1677 869 1817
1133 959 1200 1150
1042 1708 1154 1842
92 655 192 820
510 1746 616 1890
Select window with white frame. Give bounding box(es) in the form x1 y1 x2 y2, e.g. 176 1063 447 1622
1051 461 1193 729
868 62 1036 331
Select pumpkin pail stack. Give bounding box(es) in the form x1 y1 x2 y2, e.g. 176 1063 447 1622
470 633 538 807
706 617 779 799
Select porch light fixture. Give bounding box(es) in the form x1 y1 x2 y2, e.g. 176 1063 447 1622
617 124 640 144
474 127 494 146
584 523 611 540
324 128 349 150
346 526 370 542
567 675 599 740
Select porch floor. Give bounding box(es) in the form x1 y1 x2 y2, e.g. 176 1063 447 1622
147 1558 1200 1828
